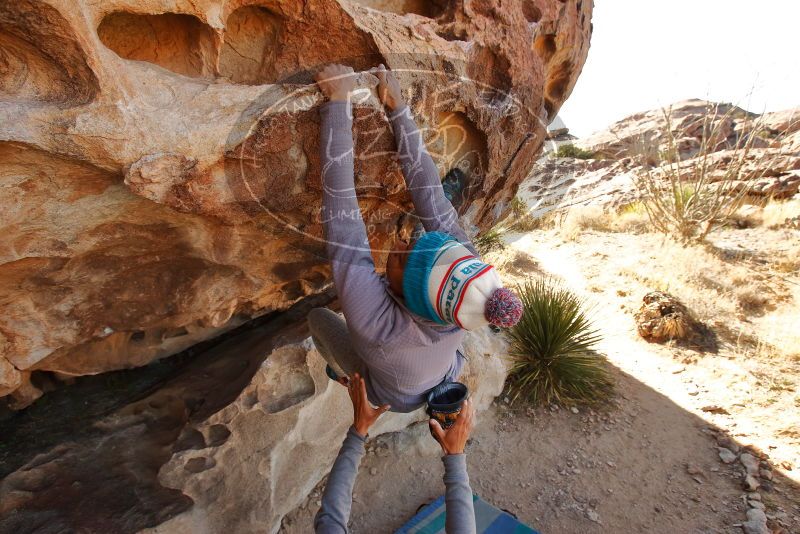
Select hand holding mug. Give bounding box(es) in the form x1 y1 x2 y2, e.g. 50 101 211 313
429 398 475 455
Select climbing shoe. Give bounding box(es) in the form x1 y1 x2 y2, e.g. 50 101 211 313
325 364 340 382
441 167 468 211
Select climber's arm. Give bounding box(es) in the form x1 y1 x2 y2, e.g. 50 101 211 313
316 66 402 341
373 65 477 255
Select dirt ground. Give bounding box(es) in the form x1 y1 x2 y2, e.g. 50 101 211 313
282 224 800 533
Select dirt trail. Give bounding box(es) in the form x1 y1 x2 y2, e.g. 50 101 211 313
506 230 799 479
284 373 752 533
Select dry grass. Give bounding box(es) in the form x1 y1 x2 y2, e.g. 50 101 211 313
749 281 800 363
474 226 506 256
558 206 614 240
729 331 800 402
730 333 785 363
612 202 651 233
761 197 800 229
727 198 800 229
505 197 554 232
620 239 788 324
734 284 776 315
512 212 545 232
774 253 800 274
765 227 800 273
555 204 653 239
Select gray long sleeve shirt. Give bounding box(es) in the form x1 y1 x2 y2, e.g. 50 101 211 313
319 101 479 413
314 426 476 534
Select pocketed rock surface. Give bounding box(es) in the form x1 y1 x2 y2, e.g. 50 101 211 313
0 0 592 405
0 310 509 534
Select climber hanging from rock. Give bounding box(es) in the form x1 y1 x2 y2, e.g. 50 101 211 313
309 63 522 413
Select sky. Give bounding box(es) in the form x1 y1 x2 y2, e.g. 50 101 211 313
557 0 800 137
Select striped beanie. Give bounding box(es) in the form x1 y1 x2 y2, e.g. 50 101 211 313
402 232 523 330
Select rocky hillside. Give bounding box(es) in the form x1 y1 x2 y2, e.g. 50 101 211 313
0 0 593 406
526 99 800 216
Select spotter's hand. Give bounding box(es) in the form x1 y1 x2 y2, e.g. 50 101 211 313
348 373 391 437
429 398 475 455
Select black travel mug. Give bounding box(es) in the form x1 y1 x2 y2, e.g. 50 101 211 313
426 382 469 429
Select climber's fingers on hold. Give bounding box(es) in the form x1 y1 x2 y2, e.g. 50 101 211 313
314 64 353 83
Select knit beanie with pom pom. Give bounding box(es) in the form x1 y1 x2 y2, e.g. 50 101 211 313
402 231 522 330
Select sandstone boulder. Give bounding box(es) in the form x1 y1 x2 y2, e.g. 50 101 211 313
783 129 800 152
577 99 745 160
525 100 800 217
0 358 21 397
0 322 508 534
521 156 639 217
0 0 593 404
761 107 800 136
151 328 508 534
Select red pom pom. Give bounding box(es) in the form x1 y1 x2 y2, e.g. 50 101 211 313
485 288 523 328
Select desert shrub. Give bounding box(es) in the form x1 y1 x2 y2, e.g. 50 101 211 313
505 197 549 232
734 285 775 315
559 205 613 239
612 202 650 233
774 244 800 273
760 197 800 228
505 278 613 405
632 103 774 242
555 143 594 160
474 226 506 255
775 259 800 273
618 201 646 216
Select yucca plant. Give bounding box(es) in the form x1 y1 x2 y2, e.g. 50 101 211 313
505 197 543 232
618 201 646 216
505 278 613 405
474 225 506 255
555 143 594 160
